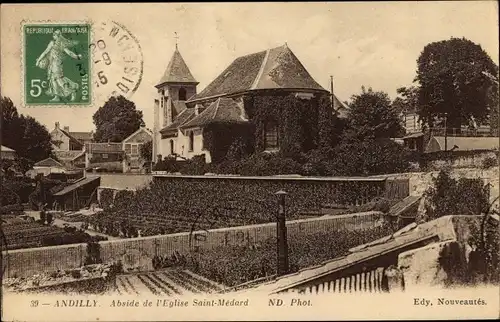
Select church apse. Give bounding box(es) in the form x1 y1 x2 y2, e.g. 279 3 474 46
153 43 334 164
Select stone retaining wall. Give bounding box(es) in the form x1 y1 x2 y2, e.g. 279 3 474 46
2 211 382 278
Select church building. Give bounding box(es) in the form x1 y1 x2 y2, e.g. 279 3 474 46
153 43 345 163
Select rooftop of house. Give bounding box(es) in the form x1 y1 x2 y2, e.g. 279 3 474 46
34 157 64 168
53 150 85 161
1 145 15 152
53 123 92 147
333 94 350 118
188 44 327 102
122 127 153 143
53 176 101 196
85 142 124 153
425 136 500 153
69 131 93 142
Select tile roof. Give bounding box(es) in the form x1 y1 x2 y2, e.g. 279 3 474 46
181 97 249 129
159 107 196 134
188 44 327 102
85 143 124 153
69 131 93 142
386 196 422 218
59 129 84 147
425 136 500 153
402 132 424 139
156 47 198 86
53 176 101 196
172 101 188 115
333 94 350 118
53 150 85 161
34 157 64 168
122 127 153 143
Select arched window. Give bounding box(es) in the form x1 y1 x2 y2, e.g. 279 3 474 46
169 139 175 155
264 120 279 150
179 87 187 101
188 131 194 152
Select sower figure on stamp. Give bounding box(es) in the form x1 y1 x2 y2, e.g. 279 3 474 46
35 29 82 102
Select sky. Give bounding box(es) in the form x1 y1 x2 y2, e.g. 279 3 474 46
1 2 498 132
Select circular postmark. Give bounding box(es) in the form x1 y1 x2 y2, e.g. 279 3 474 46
90 20 144 102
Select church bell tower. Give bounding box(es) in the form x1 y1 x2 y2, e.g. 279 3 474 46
153 41 198 161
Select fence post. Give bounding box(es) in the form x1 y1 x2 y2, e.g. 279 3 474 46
275 190 289 277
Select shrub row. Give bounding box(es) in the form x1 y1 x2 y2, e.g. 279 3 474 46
41 230 107 247
171 225 394 287
1 221 108 250
0 204 25 215
154 138 413 177
94 178 392 237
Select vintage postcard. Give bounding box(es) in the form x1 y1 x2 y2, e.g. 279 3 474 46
1 2 499 321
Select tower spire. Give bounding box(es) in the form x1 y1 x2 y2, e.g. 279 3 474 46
155 37 198 87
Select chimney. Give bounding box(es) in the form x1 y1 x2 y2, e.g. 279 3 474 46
55 122 60 129
195 104 202 116
64 126 69 132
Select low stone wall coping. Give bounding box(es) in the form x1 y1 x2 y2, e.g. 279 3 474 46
152 173 389 182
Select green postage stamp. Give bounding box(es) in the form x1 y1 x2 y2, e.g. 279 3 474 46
23 24 91 105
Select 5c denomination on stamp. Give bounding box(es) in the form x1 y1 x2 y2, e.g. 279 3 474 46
23 23 91 106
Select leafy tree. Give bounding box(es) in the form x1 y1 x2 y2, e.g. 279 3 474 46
393 86 419 115
327 138 411 176
423 169 490 221
1 96 53 169
415 37 499 129
139 140 152 163
345 87 404 141
18 115 53 161
317 95 340 150
1 97 22 151
92 95 144 142
487 83 499 134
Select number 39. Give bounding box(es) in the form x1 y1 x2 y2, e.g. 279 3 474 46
29 79 47 97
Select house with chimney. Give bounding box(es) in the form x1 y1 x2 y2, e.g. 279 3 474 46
84 127 152 173
153 43 346 163
50 122 93 168
51 122 93 151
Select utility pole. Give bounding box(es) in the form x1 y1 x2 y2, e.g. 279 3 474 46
275 190 289 276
